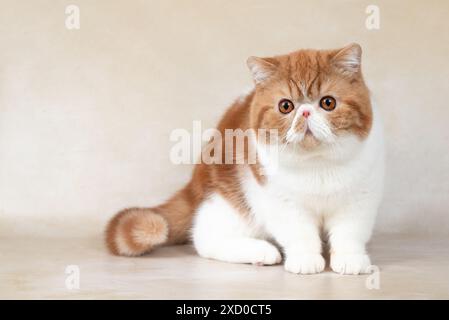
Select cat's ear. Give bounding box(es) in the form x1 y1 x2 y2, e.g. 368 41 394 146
246 56 278 84
331 43 362 76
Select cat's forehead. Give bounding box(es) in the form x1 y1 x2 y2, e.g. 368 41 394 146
285 50 331 80
277 50 334 97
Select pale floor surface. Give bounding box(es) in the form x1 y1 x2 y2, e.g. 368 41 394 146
0 234 448 299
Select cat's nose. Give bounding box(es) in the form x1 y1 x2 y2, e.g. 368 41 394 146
302 110 310 118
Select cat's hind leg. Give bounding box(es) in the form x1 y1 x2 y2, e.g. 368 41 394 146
191 194 281 265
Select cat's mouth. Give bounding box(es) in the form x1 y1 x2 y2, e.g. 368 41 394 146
300 129 321 149
291 123 322 149
305 127 313 136
285 122 323 147
302 123 317 140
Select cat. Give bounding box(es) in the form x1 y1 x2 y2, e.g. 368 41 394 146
105 43 384 275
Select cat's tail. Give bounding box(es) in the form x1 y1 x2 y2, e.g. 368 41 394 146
105 186 198 256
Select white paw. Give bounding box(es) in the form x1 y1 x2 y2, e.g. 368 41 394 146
250 242 282 266
284 253 325 274
330 253 371 275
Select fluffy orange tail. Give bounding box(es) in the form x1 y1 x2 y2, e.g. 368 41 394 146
105 184 200 256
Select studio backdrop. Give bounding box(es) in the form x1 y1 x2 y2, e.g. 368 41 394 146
1 0 448 239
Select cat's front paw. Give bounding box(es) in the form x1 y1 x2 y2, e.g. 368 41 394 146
330 253 371 275
284 253 325 274
250 242 282 266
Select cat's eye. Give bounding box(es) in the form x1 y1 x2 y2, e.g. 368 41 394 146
278 99 294 114
319 96 337 111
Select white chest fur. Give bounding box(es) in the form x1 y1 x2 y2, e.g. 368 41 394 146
245 116 385 217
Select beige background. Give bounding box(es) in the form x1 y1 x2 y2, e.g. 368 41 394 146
1 0 448 239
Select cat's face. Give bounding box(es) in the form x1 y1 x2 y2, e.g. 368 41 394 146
248 44 372 152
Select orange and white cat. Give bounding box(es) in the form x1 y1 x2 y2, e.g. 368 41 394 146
105 44 384 275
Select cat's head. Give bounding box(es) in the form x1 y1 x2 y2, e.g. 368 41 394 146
247 44 372 155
